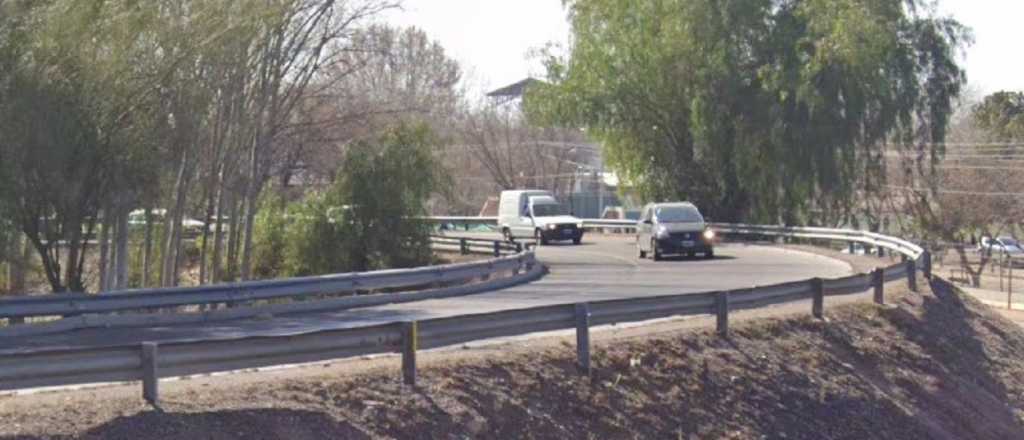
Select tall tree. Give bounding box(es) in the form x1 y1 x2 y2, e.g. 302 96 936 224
528 0 968 224
972 91 1024 141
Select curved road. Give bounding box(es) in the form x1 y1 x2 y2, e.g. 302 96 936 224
0 235 851 353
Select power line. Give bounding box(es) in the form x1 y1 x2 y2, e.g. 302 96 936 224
885 185 1024 197
936 165 1024 171
883 141 1024 148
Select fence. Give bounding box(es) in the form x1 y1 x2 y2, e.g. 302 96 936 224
0 223 928 407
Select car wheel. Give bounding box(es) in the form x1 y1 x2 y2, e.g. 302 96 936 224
651 239 662 261
572 237 582 245
535 229 548 246
705 248 714 259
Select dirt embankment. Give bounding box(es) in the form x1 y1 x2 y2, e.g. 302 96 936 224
4 278 1024 439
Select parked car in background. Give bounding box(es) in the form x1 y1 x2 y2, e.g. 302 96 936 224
635 202 715 261
979 236 1024 260
128 209 209 237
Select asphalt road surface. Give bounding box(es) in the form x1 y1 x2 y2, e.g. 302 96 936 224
0 235 852 353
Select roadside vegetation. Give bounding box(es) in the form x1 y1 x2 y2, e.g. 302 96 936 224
0 1 467 294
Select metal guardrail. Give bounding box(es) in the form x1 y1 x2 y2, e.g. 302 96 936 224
423 217 924 260
429 235 526 256
0 223 929 407
0 237 531 322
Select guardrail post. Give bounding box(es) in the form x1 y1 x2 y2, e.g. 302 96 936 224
459 238 468 255
877 246 885 258
516 242 523 253
575 303 591 376
873 268 885 305
716 291 729 337
907 259 918 292
401 321 418 387
141 342 159 408
493 241 501 257
811 278 824 319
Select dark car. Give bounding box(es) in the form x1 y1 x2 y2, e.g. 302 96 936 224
636 202 715 261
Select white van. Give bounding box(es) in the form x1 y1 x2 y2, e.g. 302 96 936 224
498 190 583 245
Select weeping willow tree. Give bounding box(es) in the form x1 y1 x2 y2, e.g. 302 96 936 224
528 0 968 225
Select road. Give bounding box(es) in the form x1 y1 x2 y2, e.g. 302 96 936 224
0 235 852 353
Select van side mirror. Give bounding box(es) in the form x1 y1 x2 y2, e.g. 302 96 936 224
643 219 653 225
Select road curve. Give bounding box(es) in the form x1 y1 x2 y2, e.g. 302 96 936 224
0 235 851 353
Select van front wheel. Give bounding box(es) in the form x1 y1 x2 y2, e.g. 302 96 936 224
535 229 548 246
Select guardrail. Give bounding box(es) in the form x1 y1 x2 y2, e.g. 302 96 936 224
0 223 929 407
426 217 925 261
429 235 526 256
0 236 531 325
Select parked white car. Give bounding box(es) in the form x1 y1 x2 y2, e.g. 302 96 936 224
979 236 1024 260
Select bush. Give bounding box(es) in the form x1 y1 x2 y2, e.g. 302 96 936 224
263 122 449 278
329 122 448 271
252 190 289 279
280 191 350 277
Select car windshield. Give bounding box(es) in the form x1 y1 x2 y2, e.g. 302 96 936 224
532 203 567 217
655 206 703 223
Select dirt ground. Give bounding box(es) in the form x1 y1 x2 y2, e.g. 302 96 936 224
4 274 1024 439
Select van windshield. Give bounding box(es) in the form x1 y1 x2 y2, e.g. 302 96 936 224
655 206 703 223
532 203 567 217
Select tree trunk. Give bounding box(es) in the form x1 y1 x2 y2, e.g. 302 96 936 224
162 146 190 287
240 134 261 281
211 168 227 284
226 194 242 281
114 203 130 290
142 207 154 287
6 234 27 295
63 220 84 293
98 209 111 292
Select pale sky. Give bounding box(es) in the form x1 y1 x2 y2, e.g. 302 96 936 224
384 0 1023 97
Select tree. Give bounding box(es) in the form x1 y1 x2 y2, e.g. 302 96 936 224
294 24 464 185
330 122 449 271
271 123 450 277
972 91 1024 141
459 100 588 197
528 0 968 224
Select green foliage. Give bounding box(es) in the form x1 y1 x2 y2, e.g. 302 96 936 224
331 122 449 271
280 191 350 277
972 91 1024 141
528 0 968 224
252 123 449 278
251 190 290 279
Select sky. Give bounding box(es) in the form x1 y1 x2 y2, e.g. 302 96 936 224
384 0 1024 98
